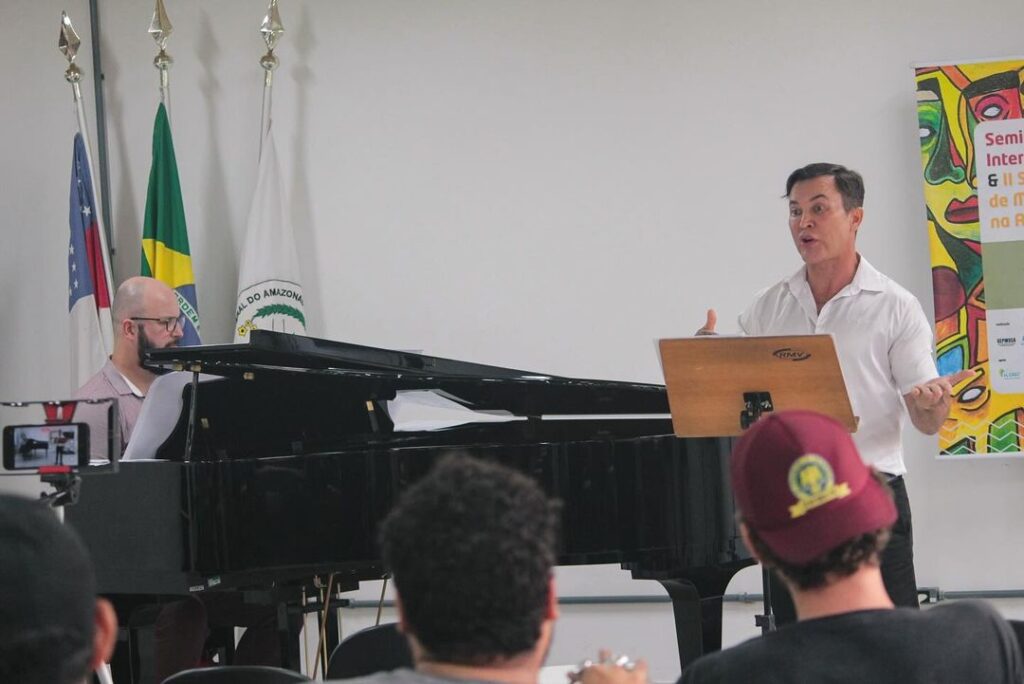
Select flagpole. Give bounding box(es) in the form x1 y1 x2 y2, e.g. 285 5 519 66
88 0 115 262
60 11 115 351
258 0 284 161
149 0 174 120
235 0 306 343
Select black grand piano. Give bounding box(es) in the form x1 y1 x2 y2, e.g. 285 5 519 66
66 331 752 678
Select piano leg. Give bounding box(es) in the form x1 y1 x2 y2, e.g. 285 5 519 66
278 601 303 671
657 576 730 672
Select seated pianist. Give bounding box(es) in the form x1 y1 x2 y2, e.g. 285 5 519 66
72 275 281 682
74 276 183 452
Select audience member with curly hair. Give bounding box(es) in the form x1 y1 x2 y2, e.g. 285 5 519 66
328 453 639 684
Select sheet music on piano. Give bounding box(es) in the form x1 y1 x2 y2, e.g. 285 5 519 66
388 389 525 431
123 371 219 461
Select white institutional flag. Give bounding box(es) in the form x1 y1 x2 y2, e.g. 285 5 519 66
234 125 306 342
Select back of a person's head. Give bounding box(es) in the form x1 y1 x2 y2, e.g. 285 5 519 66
379 453 561 665
0 495 98 684
730 410 896 589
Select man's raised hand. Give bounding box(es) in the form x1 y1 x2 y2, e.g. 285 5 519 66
904 369 973 435
695 309 718 336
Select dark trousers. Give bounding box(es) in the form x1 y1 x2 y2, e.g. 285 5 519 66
154 593 282 682
768 475 919 625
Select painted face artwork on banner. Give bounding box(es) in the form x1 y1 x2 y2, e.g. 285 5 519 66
915 59 1024 455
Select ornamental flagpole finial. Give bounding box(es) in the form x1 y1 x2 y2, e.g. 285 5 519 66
149 0 173 52
59 11 83 83
149 0 174 107
150 0 174 74
261 0 285 54
257 0 284 157
259 0 284 76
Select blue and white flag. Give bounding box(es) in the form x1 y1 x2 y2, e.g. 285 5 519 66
69 132 113 388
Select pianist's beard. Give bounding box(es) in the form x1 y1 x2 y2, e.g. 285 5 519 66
137 327 177 374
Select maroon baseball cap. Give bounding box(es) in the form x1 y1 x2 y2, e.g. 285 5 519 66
730 410 896 564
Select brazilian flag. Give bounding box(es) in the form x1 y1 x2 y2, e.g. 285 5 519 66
141 103 201 345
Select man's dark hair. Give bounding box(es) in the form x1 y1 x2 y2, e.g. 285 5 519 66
743 472 893 590
379 453 561 665
745 525 890 590
785 162 865 211
0 496 97 684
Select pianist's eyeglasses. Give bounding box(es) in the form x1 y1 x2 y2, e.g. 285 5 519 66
130 314 186 333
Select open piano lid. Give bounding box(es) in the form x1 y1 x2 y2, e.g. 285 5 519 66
143 330 671 416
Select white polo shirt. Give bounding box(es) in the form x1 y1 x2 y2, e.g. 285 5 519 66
738 257 937 475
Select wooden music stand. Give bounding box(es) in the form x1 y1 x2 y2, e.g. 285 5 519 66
658 333 857 635
658 334 857 437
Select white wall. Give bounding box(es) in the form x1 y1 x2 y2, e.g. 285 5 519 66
1 0 95 399
6 0 1024 679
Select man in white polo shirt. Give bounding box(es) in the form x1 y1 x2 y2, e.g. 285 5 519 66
698 162 971 622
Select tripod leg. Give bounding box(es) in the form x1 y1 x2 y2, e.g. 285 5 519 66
754 566 776 633
96 662 114 684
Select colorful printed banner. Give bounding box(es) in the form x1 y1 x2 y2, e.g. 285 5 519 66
915 58 1024 456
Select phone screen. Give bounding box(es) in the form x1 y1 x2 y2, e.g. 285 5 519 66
2 423 90 470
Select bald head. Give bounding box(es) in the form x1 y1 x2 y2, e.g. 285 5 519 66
109 276 184 369
112 277 177 329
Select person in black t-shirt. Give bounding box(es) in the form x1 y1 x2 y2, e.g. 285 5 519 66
679 410 1023 684
579 410 1024 684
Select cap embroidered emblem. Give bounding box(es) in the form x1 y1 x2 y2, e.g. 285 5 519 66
787 454 851 519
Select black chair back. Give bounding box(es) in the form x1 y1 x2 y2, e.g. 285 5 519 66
1008 619 1024 659
161 665 310 684
326 623 414 680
